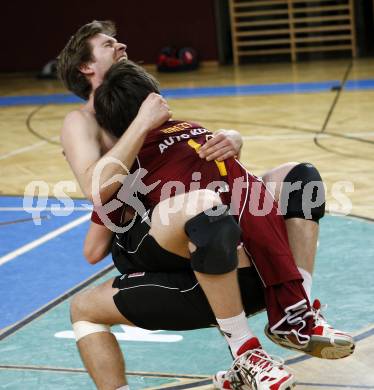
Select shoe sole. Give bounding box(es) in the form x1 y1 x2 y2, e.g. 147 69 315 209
212 373 296 389
307 335 355 359
264 325 355 359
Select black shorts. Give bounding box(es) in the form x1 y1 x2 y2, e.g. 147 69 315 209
113 267 265 331
111 214 265 330
111 214 191 274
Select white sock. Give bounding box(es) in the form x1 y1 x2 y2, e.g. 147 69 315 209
216 311 255 357
298 267 313 301
116 386 129 390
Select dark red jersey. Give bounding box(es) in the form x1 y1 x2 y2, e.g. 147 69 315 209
92 120 311 332
133 120 228 207
129 120 301 286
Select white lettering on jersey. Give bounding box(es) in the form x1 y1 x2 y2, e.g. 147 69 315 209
158 128 209 154
190 128 208 136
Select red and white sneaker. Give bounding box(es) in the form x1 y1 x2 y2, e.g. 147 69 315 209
265 299 355 359
213 338 295 390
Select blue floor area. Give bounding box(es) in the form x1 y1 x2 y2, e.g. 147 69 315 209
0 196 112 330
1 79 374 107
311 215 374 331
0 196 91 257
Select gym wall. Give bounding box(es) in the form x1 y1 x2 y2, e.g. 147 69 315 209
1 0 218 72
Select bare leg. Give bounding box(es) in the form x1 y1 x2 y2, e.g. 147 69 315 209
150 190 245 319
70 278 134 390
285 218 318 274
262 162 319 290
78 333 126 390
150 189 253 355
193 269 243 318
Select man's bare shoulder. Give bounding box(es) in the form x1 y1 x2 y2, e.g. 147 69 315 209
61 109 99 136
60 109 103 159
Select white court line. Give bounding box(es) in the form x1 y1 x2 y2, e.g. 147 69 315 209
242 131 374 141
0 136 59 161
0 207 92 212
0 213 91 267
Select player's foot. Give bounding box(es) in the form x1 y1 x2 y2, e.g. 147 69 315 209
265 299 355 359
213 337 295 390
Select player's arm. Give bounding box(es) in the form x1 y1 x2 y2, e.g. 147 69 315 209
84 191 126 264
198 129 243 162
84 221 114 264
61 93 171 205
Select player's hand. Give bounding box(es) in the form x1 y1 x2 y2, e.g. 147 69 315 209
198 129 243 161
135 93 172 132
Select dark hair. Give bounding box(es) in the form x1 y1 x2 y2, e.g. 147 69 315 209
94 60 160 137
57 20 116 100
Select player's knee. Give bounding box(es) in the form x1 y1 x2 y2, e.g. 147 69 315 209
262 162 300 201
186 189 222 217
185 204 241 274
155 189 221 228
280 162 325 222
262 162 300 184
70 292 91 323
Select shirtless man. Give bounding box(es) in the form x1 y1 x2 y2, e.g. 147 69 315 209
57 22 353 390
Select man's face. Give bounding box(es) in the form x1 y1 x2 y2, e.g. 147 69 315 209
87 33 127 81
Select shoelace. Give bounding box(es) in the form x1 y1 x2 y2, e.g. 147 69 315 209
304 302 329 327
227 348 285 388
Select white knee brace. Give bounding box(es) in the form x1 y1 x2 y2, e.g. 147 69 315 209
72 320 111 342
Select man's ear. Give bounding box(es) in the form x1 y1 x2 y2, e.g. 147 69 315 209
79 63 94 75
